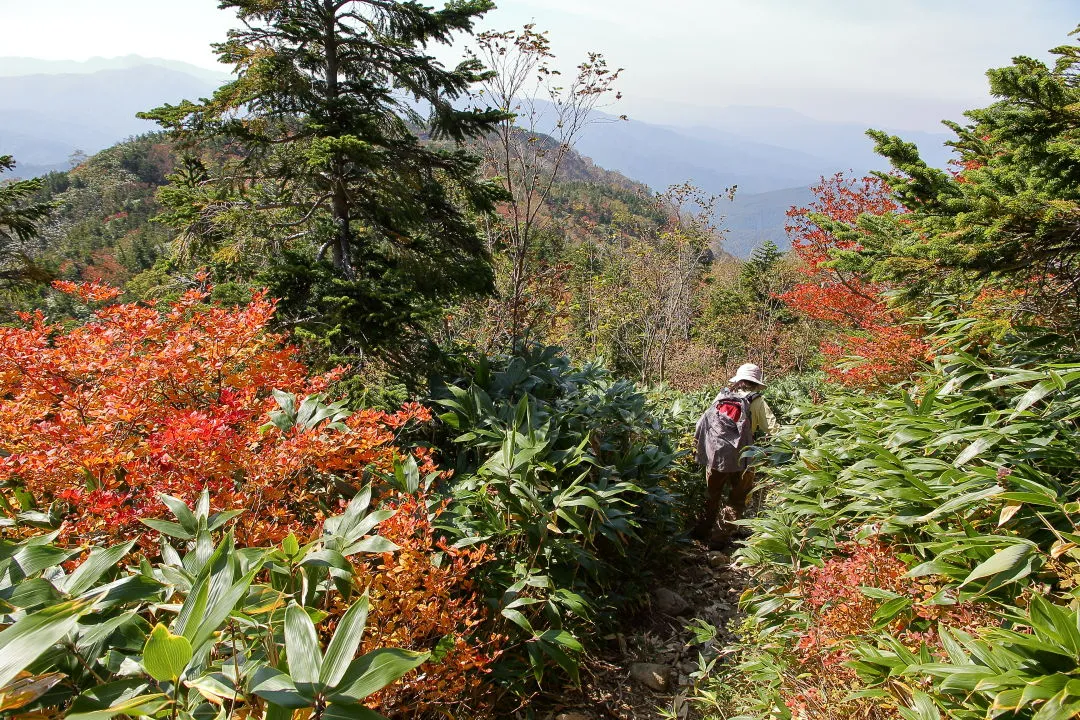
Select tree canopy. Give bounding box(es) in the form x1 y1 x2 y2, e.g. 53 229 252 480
859 26 1080 321
0 155 53 287
141 0 509 358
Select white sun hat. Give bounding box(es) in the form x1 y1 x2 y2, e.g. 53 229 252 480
729 363 766 388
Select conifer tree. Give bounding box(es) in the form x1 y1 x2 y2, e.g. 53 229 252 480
859 25 1080 306
0 156 52 285
141 0 508 357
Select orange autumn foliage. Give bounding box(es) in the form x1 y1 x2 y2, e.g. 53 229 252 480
352 493 504 717
780 173 930 388
0 281 434 546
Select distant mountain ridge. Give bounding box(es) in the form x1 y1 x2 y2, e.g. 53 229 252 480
566 106 954 255
1 56 957 257
0 64 221 178
0 55 230 84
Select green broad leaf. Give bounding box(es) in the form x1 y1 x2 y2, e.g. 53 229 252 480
76 610 140 651
1020 673 1070 708
184 673 237 704
326 488 372 540
991 689 1023 714
906 558 967 579
954 435 1000 467
918 486 1002 521
285 603 322 686
977 369 1047 390
429 634 457 664
139 519 193 540
393 455 421 494
11 543 78 578
195 489 210 522
65 679 150 714
300 549 351 572
937 627 969 665
65 693 168 720
500 607 534 634
858 586 902 601
0 596 99 688
1032 689 1080 720
250 666 312 709
206 509 243 532
174 574 209 643
5 578 62 609
871 597 912 627
142 623 193 682
1015 381 1057 413
1029 595 1080 655
321 595 370 689
84 574 165 607
904 691 941 720
157 494 198 533
272 389 297 418
187 558 262 652
342 536 400 556
537 628 584 653
553 589 591 617
61 541 136 596
346 509 396 544
329 649 429 702
282 533 300 558
960 543 1034 588
537 636 581 684
323 703 388 720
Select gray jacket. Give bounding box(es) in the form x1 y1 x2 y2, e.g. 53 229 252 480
694 390 769 471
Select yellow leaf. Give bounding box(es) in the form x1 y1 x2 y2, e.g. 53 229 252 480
0 673 66 712
1052 541 1078 560
998 501 1022 526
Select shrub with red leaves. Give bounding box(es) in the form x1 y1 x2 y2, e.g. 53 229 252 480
779 173 931 388
0 281 434 546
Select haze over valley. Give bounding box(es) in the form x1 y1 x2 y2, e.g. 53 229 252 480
1 55 956 255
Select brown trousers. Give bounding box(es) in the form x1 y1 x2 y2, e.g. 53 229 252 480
693 467 754 538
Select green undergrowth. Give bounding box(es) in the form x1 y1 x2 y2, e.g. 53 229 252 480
690 321 1080 719
430 346 700 694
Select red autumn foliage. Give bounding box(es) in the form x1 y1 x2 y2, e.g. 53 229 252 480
782 541 994 719
795 541 994 666
0 281 434 546
779 173 930 388
1 282 502 714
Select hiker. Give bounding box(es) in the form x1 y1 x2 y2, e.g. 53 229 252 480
691 362 778 541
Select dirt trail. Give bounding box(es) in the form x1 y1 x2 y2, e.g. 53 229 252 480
534 540 750 720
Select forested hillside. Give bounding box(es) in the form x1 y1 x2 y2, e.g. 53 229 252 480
1 3 1079 720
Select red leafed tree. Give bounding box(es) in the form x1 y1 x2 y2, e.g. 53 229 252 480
0 281 434 545
779 173 930 388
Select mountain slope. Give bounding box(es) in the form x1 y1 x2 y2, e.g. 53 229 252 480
573 115 834 196
720 186 813 256
0 66 220 178
665 105 955 175
1 58 952 257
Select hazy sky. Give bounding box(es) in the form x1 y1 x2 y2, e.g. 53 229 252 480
2 0 1076 131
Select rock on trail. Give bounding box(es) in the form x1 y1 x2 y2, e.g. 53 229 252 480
534 542 749 720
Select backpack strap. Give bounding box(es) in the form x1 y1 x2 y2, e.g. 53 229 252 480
743 391 759 432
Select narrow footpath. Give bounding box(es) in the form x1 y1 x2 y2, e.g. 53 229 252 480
536 541 750 720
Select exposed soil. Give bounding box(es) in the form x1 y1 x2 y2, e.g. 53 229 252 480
530 533 750 720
